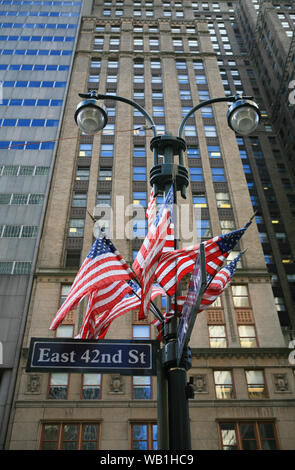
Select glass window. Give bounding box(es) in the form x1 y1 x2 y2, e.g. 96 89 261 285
133 376 151 399
133 166 146 181
208 145 221 158
48 373 68 399
131 423 157 450
133 191 146 207
68 219 84 237
190 167 203 182
82 374 101 399
72 192 87 207
214 371 234 399
231 285 249 307
209 325 227 347
79 143 92 157
211 168 225 182
216 192 231 208
133 325 150 339
193 193 207 208
133 219 147 238
196 219 211 238
245 370 266 399
238 325 257 348
98 169 112 181
187 147 200 158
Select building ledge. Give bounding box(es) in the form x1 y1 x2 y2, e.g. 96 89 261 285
191 347 290 359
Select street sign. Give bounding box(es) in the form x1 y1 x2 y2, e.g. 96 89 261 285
26 338 159 376
177 243 207 365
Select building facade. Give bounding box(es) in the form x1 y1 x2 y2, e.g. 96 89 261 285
3 0 295 450
0 0 88 449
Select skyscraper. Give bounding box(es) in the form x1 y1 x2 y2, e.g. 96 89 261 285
2 0 295 451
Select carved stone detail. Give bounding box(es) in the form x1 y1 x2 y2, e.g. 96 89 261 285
109 374 124 394
26 374 41 394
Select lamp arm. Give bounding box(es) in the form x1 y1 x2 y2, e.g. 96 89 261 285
79 92 157 137
178 94 254 138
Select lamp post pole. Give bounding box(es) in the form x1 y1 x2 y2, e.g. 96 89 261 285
74 92 260 450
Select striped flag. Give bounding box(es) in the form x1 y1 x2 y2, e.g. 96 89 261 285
81 283 165 339
146 188 156 230
155 220 252 297
49 236 135 330
152 253 242 336
78 280 133 339
133 185 174 319
146 188 175 253
198 252 242 312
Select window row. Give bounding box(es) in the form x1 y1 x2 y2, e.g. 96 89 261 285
0 260 31 274
0 10 80 16
0 49 72 56
0 118 59 127
0 34 74 41
0 22 77 29
0 98 63 106
0 140 55 149
1 80 66 87
0 0 81 5
39 420 279 450
45 368 271 402
0 165 49 176
0 224 38 238
0 63 69 71
40 422 157 451
0 193 44 204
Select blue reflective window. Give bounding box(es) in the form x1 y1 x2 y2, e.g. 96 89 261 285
2 49 13 54
22 64 33 70
0 64 8 70
37 99 49 106
9 64 21 70
3 119 16 126
0 99 9 105
10 99 22 105
3 80 15 86
31 35 41 41
50 99 63 106
26 142 39 149
189 167 203 181
42 81 53 87
54 81 66 87
49 49 60 55
0 141 9 149
46 119 59 127
19 35 30 40
23 99 36 106
46 64 57 70
16 81 28 87
18 119 30 126
32 119 45 126
29 81 41 87
0 35 8 40
40 141 54 149
211 168 225 182
61 50 71 55
11 141 24 149
34 64 45 70
15 49 26 54
38 50 49 55
58 64 69 70
26 49 37 55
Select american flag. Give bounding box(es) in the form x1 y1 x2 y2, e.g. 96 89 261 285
80 283 165 339
198 252 242 312
152 253 242 337
146 188 156 230
155 221 252 297
49 236 135 330
133 185 174 319
146 188 175 253
78 280 133 339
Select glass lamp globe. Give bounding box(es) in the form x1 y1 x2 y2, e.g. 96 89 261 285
75 99 108 135
227 99 260 136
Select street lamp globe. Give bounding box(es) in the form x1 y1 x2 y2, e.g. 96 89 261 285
227 98 260 136
74 98 108 134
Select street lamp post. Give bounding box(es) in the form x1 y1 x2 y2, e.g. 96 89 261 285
75 91 260 450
